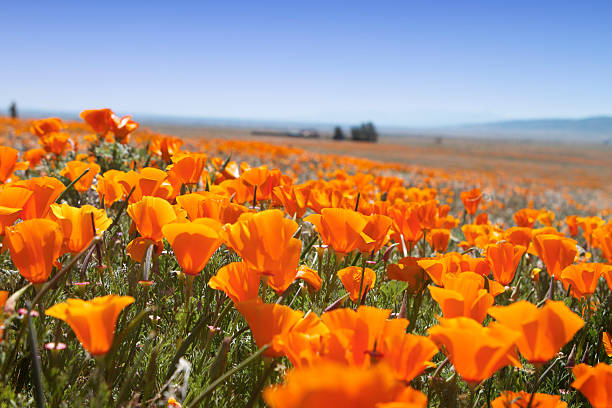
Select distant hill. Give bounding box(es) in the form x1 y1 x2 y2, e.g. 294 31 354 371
438 116 612 142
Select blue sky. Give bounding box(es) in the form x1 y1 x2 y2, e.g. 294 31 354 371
1 1 611 126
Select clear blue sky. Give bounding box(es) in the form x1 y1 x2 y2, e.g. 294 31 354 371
2 1 611 126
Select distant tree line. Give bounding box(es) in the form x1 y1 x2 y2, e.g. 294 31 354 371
333 122 378 142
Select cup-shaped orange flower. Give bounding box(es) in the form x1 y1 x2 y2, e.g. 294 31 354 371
357 213 393 254
23 148 47 168
514 208 541 228
0 146 29 183
491 391 567 408
428 228 451 253
223 209 301 293
571 363 612 408
45 295 134 355
50 204 112 253
208 262 261 304
0 186 33 231
593 226 612 262
460 188 482 215
532 234 578 279
561 263 610 299
295 265 322 291
162 220 222 275
387 257 427 294
263 362 427 408
13 176 65 219
60 160 101 192
337 266 376 303
428 272 494 323
168 153 208 185
487 300 583 363
95 170 126 207
127 196 178 242
379 333 439 382
236 300 305 357
388 204 423 251
427 316 521 385
304 208 372 256
272 184 311 219
80 108 114 135
504 227 533 248
30 117 64 137
4 218 64 283
486 242 526 285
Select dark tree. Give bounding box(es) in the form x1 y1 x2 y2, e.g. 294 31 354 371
9 101 18 118
333 126 345 140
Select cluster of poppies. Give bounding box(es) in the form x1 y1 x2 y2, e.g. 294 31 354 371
0 110 610 407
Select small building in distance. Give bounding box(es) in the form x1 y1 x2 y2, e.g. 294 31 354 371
350 122 378 142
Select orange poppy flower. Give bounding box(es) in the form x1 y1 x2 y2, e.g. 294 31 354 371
593 226 612 262
571 363 612 408
272 184 311 219
161 220 222 275
304 208 372 256
50 204 112 254
387 257 427 294
295 265 322 291
487 300 583 363
176 192 252 224
208 262 261 304
95 170 126 207
378 333 439 382
262 362 427 408
337 266 376 303
460 188 482 215
491 391 567 408
223 209 301 293
565 215 579 236
504 227 533 248
128 167 181 203
45 294 134 355
561 263 611 299
30 117 64 137
358 213 393 254
127 196 178 242
13 176 65 219
236 300 305 357
149 135 183 163
532 234 578 279
0 186 33 230
168 153 208 185
0 146 29 183
428 228 450 253
4 218 64 283
427 316 521 385
23 148 47 168
388 204 423 251
514 208 541 228
428 272 494 323
39 132 71 155
485 242 526 285
60 160 101 192
80 108 114 135
109 113 139 144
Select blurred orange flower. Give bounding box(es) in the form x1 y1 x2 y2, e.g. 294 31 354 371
0 146 28 183
263 362 426 408
491 391 567 408
571 363 612 408
460 188 482 215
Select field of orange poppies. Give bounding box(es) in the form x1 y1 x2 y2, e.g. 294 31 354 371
0 111 611 407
